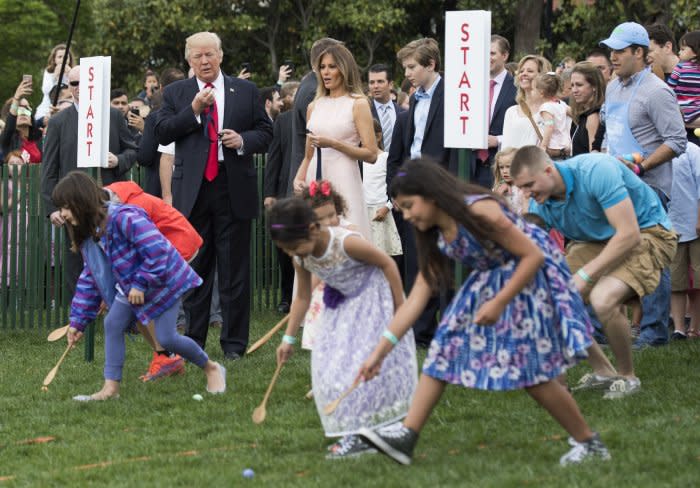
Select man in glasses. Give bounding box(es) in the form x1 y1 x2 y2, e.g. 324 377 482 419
41 65 138 296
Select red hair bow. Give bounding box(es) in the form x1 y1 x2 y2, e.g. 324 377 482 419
309 180 332 197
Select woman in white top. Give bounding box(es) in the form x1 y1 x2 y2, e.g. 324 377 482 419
35 44 74 122
501 55 552 150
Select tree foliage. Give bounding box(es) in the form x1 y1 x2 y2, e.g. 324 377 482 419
0 0 94 107
0 0 698 103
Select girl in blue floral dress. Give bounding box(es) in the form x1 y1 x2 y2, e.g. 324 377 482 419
358 159 609 466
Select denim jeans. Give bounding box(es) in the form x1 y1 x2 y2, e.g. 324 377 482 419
637 268 671 346
637 186 671 346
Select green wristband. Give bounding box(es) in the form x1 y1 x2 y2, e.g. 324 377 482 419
282 334 297 345
576 268 593 284
382 329 399 346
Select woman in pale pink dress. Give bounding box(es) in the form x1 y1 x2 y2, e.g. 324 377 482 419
293 44 378 239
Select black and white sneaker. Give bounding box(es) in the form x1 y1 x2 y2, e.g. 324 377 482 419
359 424 418 465
325 435 377 460
560 432 611 466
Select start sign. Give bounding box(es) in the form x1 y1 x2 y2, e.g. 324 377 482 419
444 11 491 149
77 56 111 168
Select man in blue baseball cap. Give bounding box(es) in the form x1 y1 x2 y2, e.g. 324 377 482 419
599 22 686 349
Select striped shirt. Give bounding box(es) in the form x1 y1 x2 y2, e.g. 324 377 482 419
70 204 202 331
667 61 700 123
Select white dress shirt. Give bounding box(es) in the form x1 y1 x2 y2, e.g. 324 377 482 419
195 71 226 160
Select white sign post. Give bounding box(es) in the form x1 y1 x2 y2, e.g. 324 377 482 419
444 11 491 149
77 56 111 168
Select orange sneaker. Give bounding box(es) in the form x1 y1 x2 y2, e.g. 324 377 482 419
140 352 185 382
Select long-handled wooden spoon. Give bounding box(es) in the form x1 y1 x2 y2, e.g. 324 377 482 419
323 377 362 415
251 362 283 424
42 343 73 389
47 324 70 342
246 314 290 355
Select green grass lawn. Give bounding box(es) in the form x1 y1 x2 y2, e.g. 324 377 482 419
1 312 698 487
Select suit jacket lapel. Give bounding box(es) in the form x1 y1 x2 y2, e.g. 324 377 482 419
424 78 443 137
406 95 417 150
491 73 514 122
223 74 236 129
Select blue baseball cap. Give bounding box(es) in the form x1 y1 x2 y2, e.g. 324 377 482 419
600 22 650 49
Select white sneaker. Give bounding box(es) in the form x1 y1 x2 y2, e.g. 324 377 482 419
560 433 611 466
571 373 618 391
602 377 641 400
603 378 642 400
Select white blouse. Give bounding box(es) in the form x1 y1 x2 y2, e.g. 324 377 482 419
501 105 540 150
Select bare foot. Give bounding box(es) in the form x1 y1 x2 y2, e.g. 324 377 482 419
73 380 120 401
205 361 226 394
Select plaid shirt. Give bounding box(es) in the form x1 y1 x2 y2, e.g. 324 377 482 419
70 204 202 331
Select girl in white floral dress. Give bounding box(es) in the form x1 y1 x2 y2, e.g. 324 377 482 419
271 197 417 459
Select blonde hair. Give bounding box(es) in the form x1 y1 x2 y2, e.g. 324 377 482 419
314 44 364 99
185 32 222 61
515 55 552 119
397 38 441 71
534 72 561 98
492 147 517 190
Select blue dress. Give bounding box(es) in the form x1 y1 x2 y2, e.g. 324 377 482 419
422 195 593 390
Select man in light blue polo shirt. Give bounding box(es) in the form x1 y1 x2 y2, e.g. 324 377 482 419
511 146 677 399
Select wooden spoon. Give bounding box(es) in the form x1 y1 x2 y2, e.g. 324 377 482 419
47 324 69 342
42 343 73 388
251 362 283 424
246 314 289 355
323 377 362 416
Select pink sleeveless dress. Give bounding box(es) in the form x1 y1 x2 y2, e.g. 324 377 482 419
306 95 371 239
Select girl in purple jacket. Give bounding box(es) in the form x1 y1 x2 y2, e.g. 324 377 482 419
55 171 226 401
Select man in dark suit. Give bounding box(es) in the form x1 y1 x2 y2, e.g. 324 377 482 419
473 35 517 189
263 82 299 313
368 64 404 155
288 38 341 195
154 32 272 359
41 65 138 296
387 38 456 347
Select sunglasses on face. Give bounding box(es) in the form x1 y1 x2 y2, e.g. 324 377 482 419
69 80 79 87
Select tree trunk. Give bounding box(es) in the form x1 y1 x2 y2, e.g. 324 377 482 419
514 0 543 56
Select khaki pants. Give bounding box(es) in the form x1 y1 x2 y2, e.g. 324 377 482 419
566 225 678 297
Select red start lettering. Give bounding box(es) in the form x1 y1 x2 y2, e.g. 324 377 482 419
86 122 93 138
460 116 469 134
88 66 95 82
458 72 471 89
88 84 95 100
86 105 94 119
461 23 470 42
460 93 470 111
86 140 92 156
460 46 470 64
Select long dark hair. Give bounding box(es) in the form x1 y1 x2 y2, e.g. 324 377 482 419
267 197 318 243
51 171 107 252
390 159 502 291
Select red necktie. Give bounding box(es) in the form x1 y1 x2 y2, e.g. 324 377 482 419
476 79 497 162
203 82 219 181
